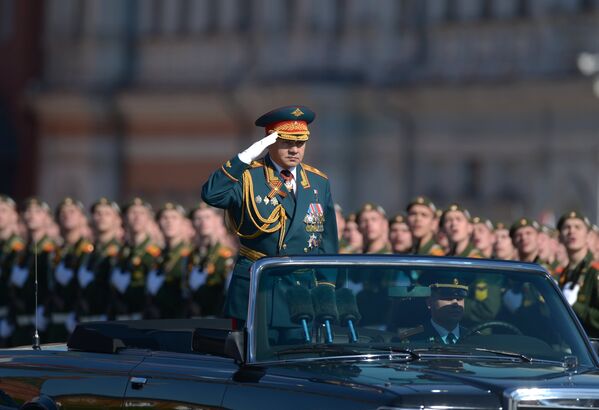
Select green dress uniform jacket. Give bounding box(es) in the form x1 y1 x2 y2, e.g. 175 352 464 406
202 154 338 320
558 251 599 337
77 238 121 319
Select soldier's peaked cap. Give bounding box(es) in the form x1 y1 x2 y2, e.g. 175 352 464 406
557 211 591 231
255 105 315 142
509 217 540 238
406 196 437 213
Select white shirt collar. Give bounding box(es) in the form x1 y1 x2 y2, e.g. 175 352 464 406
430 319 460 343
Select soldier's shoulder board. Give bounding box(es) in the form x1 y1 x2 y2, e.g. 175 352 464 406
302 163 328 179
146 244 162 258
591 261 599 271
10 237 25 252
250 159 265 168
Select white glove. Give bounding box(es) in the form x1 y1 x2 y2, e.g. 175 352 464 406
237 132 279 164
502 289 523 313
36 306 49 332
55 261 74 286
562 282 580 306
189 267 208 291
10 264 29 288
111 268 131 294
146 269 165 296
77 265 95 289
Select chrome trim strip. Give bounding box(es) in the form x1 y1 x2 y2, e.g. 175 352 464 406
507 388 599 410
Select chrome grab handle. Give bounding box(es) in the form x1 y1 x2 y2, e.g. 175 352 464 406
130 376 147 390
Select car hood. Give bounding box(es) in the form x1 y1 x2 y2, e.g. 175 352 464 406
261 357 599 409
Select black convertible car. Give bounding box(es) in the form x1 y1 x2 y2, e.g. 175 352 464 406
2 255 599 409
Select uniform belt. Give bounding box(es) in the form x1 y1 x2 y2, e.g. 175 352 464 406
238 245 267 262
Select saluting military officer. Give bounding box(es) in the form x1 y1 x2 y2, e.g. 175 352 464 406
77 198 122 322
8 198 56 346
47 197 93 342
186 202 235 317
146 203 192 319
109 198 161 320
201 105 338 321
0 195 25 347
406 196 444 256
556 211 599 337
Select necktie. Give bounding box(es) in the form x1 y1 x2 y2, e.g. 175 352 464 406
280 170 295 200
446 332 457 344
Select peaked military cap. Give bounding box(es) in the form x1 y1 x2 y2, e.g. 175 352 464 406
90 197 121 214
429 277 469 299
56 197 84 214
509 218 540 238
255 105 315 141
156 202 186 219
22 197 51 213
0 194 16 209
557 211 591 231
494 221 508 231
440 203 471 226
592 224 599 233
389 213 408 227
188 201 220 218
471 216 494 232
406 196 437 213
357 202 387 221
345 213 358 223
123 197 153 213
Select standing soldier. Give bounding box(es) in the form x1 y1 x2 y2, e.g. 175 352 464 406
146 203 192 319
388 214 413 254
109 198 161 320
357 203 391 254
48 198 93 342
187 202 235 317
440 204 483 258
471 217 495 259
510 218 551 268
340 213 362 254
8 198 56 346
556 211 599 337
406 196 444 256
202 106 338 322
0 196 25 347
77 198 122 322
492 222 517 260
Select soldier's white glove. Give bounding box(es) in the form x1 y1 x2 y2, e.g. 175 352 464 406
502 288 523 313
237 132 279 164
562 282 580 306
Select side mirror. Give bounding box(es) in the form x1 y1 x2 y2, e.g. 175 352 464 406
225 330 246 363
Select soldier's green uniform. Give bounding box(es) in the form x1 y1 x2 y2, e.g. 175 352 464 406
202 106 338 321
109 235 161 320
146 239 192 319
556 211 599 337
187 242 235 317
0 233 25 346
8 234 56 346
77 237 121 320
48 236 94 342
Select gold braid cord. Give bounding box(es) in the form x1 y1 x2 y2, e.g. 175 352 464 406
230 171 287 250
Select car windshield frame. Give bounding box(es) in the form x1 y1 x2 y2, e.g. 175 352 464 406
245 255 598 366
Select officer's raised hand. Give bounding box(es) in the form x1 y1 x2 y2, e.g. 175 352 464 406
237 131 279 164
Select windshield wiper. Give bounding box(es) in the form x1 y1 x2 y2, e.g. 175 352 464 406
275 344 362 358
472 347 532 362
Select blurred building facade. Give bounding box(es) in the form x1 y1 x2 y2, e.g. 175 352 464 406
3 0 599 223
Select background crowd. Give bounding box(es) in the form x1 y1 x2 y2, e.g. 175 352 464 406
1 194 598 347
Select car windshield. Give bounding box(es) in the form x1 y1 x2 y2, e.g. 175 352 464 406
251 262 594 365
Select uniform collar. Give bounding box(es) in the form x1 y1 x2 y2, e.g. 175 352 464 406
430 319 460 342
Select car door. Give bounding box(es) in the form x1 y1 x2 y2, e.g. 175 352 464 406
0 349 146 409
123 351 238 409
